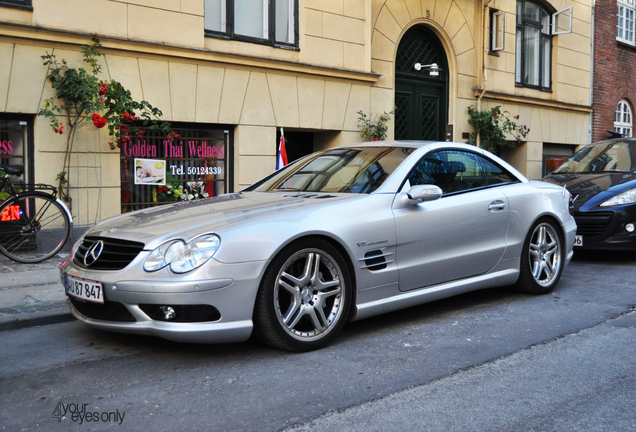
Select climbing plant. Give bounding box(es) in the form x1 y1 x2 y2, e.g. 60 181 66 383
38 37 174 203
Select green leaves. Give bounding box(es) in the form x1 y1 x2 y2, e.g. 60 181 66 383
38 37 173 148
467 105 529 155
357 110 394 141
38 37 175 203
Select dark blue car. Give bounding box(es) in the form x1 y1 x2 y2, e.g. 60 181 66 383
543 138 636 250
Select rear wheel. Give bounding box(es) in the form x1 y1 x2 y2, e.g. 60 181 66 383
253 238 352 352
515 218 564 294
0 193 71 263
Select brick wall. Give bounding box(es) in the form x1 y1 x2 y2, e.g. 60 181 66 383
593 0 636 142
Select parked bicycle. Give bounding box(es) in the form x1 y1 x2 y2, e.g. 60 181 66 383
0 163 72 263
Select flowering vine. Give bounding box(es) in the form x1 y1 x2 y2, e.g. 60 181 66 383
38 37 173 203
466 105 530 155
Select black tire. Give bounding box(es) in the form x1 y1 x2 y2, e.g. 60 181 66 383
253 238 352 352
514 217 564 294
0 193 71 263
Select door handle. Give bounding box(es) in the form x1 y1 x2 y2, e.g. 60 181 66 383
488 200 506 211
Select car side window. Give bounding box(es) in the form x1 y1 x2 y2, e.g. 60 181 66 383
479 156 516 185
408 150 515 194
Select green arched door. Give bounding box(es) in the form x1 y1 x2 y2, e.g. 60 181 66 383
394 26 449 141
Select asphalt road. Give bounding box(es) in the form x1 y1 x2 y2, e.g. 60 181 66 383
1 250 635 431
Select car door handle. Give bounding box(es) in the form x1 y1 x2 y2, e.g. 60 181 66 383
488 200 506 211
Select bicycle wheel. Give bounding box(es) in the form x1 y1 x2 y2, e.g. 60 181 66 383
0 193 71 263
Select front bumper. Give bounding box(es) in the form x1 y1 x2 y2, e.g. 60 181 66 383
573 205 636 251
61 255 270 344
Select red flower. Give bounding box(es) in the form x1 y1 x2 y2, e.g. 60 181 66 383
99 83 108 96
122 112 136 123
371 136 377 141
53 122 64 134
99 100 104 105
92 113 107 128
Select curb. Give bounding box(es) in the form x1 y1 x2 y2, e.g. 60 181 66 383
0 311 75 332
0 268 62 289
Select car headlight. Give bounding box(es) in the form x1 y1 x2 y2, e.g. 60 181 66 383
600 188 636 207
144 240 185 272
143 235 220 273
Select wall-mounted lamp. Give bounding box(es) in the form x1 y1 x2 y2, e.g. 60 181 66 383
414 62 440 77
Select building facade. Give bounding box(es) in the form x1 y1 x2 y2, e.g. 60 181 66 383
0 0 592 227
592 0 635 141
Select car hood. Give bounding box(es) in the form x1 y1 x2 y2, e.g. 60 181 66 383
543 172 636 210
86 192 360 248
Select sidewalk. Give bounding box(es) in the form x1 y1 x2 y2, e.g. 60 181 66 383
0 253 74 331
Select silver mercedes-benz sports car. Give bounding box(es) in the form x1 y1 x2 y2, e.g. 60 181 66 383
61 141 576 351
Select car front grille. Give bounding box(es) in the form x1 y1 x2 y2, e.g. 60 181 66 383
69 298 137 322
74 236 145 270
574 211 614 237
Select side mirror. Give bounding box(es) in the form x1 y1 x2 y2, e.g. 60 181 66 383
406 185 442 202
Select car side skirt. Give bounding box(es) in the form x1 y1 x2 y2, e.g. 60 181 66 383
352 267 518 321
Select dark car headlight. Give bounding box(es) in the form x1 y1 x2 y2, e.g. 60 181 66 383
600 188 636 207
144 234 220 273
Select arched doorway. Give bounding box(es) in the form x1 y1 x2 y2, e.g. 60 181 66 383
394 26 449 141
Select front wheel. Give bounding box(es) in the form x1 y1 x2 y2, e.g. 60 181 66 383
0 193 71 263
253 238 352 352
515 218 564 294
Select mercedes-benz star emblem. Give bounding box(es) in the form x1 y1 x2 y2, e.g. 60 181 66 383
84 240 104 267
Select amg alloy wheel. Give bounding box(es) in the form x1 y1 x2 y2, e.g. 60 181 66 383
515 218 564 294
254 238 351 352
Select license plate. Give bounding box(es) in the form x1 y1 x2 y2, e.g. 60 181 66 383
574 235 583 247
65 275 104 304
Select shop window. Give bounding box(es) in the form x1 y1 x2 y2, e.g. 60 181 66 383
515 1 572 90
614 99 633 137
618 0 636 44
0 0 32 11
120 124 232 213
205 0 297 47
0 115 32 189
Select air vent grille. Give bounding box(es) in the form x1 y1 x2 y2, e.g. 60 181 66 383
359 248 394 271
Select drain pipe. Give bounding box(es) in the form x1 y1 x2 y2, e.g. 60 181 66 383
589 0 595 144
476 0 495 148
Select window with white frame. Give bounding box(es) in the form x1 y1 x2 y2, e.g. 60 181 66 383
205 0 297 47
615 100 633 137
490 10 505 52
618 0 635 44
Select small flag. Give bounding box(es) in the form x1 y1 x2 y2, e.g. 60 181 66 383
276 128 288 170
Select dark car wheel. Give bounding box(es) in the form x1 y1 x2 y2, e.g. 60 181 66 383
515 218 564 294
253 238 352 352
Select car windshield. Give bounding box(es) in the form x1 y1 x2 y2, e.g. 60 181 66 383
553 141 636 174
246 147 413 193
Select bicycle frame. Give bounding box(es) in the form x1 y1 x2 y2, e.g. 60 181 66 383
0 173 73 225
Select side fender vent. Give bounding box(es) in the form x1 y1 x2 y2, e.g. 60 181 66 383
359 248 394 271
